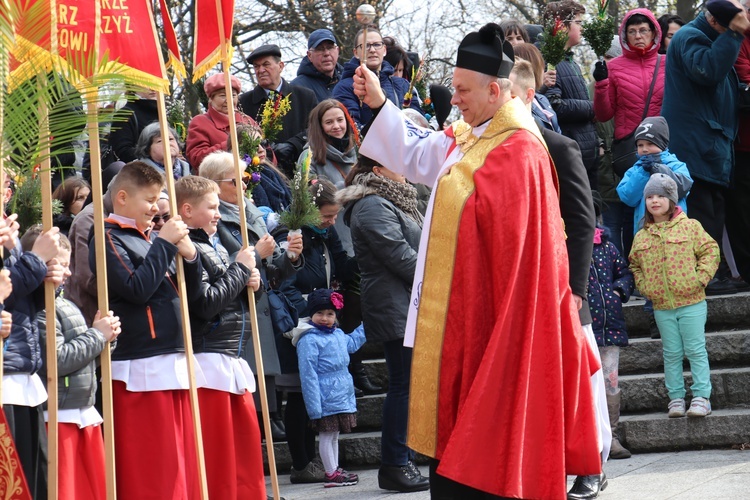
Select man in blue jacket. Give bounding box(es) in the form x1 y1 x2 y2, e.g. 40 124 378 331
661 0 749 292
292 29 344 103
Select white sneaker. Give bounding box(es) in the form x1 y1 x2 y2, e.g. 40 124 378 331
686 397 712 418
668 398 686 418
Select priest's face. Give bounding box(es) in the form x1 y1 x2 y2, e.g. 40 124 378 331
451 68 502 127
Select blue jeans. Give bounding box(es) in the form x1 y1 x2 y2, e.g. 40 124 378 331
381 340 414 466
654 301 711 399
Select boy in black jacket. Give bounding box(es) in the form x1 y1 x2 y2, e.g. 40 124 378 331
175 175 267 499
90 161 203 499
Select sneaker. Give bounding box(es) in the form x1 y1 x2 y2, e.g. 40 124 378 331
290 460 326 484
668 398 686 418
687 397 712 418
324 468 359 488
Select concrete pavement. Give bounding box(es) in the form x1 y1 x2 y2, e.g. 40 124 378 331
265 449 750 499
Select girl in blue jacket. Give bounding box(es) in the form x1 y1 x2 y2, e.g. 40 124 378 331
294 288 366 487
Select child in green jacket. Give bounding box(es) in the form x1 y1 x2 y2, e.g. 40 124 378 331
629 174 719 418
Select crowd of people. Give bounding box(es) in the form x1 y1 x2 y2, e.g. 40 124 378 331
2 0 749 499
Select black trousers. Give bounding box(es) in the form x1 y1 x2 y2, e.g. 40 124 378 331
429 459 511 500
725 152 750 281
686 178 727 278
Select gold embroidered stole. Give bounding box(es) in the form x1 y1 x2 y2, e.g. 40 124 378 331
407 99 546 457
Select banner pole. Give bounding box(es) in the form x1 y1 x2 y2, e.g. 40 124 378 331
156 91 210 500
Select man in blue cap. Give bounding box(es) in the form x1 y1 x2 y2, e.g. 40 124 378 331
292 29 345 103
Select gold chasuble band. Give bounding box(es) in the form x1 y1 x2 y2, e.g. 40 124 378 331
407 99 547 457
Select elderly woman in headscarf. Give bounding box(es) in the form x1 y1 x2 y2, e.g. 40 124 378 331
186 73 256 171
134 122 191 180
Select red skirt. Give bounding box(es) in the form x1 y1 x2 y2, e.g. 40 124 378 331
57 423 106 500
198 388 266 499
112 381 200 500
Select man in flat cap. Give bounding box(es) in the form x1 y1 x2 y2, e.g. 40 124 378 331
239 44 317 177
292 29 345 103
353 23 601 499
662 0 749 294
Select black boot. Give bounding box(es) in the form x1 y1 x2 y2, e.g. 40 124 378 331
648 312 661 339
350 362 384 395
378 461 430 492
567 472 608 500
271 412 287 441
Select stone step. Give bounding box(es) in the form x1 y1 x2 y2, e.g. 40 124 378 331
357 292 750 360
620 406 750 453
619 367 750 414
348 366 750 431
623 292 750 338
360 329 750 388
264 407 750 470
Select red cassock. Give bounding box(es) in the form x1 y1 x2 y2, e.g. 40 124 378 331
409 124 601 499
57 423 106 500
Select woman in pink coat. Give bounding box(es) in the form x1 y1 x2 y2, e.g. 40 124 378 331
186 73 256 172
593 9 666 141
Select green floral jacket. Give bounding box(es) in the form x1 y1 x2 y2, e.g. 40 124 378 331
629 211 719 310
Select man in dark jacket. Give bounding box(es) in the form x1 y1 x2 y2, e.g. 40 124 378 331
542 0 599 191
108 90 159 163
238 44 317 177
292 29 345 103
662 0 749 292
333 26 421 129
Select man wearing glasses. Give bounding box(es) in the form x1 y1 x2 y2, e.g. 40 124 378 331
238 44 317 177
542 0 600 191
293 29 345 103
333 26 422 129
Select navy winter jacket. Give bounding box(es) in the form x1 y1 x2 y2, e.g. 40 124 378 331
661 12 743 187
587 229 634 347
3 247 48 374
333 58 420 128
292 57 344 103
544 54 599 189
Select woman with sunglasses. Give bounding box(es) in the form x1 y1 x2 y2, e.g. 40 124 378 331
199 151 303 442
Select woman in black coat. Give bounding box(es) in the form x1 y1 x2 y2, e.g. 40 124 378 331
337 156 428 493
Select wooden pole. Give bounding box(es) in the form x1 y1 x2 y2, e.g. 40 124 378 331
215 2 281 498
0 19 6 404
85 94 117 500
39 80 58 500
155 92 209 500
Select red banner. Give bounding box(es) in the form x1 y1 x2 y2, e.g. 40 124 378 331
193 0 235 82
0 410 32 500
98 0 168 92
158 0 185 81
7 0 57 89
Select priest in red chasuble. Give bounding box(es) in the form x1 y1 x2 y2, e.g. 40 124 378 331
353 23 601 499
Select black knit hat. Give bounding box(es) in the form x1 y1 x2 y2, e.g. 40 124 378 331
456 23 515 78
306 289 344 317
634 116 670 152
644 173 678 205
430 84 453 130
706 0 742 28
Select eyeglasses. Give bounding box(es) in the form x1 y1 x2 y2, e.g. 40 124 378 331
627 28 652 37
355 41 385 51
218 178 249 188
568 19 583 25
152 213 171 223
311 44 338 53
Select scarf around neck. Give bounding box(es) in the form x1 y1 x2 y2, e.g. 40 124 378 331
353 172 423 225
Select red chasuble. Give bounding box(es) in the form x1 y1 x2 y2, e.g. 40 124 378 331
407 102 601 499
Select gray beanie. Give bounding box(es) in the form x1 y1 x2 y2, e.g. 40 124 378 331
643 173 678 205
634 116 670 152
605 36 622 59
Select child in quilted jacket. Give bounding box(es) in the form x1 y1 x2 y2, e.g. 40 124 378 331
294 288 366 488
629 174 719 419
587 214 634 459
